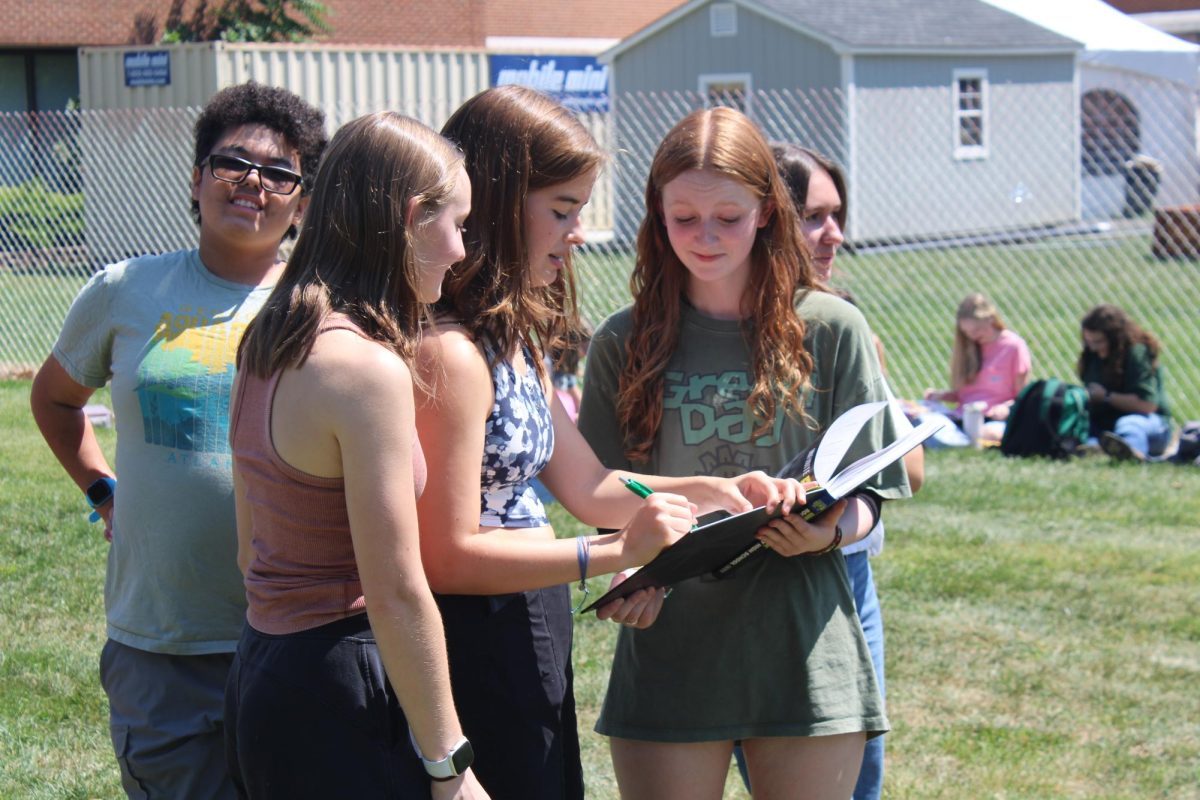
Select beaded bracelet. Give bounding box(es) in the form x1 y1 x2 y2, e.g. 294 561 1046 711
808 524 843 557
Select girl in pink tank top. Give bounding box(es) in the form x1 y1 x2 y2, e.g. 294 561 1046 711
225 111 488 799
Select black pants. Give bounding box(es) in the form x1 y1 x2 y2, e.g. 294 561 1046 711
437 584 584 800
225 614 430 798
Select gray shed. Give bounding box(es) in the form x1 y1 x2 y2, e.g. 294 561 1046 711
603 0 1085 243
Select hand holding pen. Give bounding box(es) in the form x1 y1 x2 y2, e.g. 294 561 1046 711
591 476 694 628
613 475 695 565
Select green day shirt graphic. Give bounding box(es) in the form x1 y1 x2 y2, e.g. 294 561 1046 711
660 368 788 477
136 307 247 455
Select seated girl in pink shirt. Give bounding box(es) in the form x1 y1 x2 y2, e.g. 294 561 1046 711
923 293 1032 443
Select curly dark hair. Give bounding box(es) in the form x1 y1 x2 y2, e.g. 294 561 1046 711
1078 303 1162 386
191 81 327 238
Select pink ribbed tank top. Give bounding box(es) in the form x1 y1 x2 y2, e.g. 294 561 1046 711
229 320 426 635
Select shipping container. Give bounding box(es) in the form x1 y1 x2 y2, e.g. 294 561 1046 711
80 42 490 128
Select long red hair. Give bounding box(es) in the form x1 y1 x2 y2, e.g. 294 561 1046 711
618 107 817 462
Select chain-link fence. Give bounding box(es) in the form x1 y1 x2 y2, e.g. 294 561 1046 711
3 85 1198 423
580 83 1200 423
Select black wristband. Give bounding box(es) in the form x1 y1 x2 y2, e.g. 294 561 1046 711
846 489 883 531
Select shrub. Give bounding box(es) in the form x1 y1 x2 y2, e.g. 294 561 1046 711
0 177 84 251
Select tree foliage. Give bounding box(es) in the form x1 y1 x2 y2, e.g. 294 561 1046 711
162 0 330 43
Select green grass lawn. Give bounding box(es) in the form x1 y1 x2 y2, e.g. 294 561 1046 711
0 269 87 373
2 379 1198 798
0 381 117 799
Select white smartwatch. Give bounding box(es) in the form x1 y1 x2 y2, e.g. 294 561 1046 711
421 736 474 782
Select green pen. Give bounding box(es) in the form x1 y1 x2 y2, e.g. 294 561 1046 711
620 475 697 532
619 476 655 499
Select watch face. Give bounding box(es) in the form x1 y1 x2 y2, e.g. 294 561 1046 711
450 738 474 774
87 478 114 506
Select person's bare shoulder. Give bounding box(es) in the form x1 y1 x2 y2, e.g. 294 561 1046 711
416 323 492 404
305 328 415 417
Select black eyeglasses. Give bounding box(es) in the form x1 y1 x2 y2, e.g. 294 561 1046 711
202 154 303 195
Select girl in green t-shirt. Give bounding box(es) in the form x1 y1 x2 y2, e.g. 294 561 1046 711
579 107 906 800
1079 303 1171 460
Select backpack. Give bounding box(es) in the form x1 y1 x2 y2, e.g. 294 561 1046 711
1000 378 1090 459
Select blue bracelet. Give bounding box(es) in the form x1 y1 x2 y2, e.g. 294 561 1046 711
571 536 591 614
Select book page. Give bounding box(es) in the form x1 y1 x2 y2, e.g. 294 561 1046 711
811 401 889 485
825 416 947 497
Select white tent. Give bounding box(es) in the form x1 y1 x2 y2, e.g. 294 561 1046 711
985 0 1200 217
984 0 1198 85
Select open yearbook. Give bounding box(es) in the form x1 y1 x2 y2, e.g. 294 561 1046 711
580 401 945 612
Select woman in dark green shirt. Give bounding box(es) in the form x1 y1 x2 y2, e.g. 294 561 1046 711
1078 303 1171 460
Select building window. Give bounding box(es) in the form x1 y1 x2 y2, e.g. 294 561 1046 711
700 73 751 115
710 3 737 37
953 69 987 160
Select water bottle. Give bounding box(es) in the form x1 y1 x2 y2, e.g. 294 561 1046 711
962 401 986 448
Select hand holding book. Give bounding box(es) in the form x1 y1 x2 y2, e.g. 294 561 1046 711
580 401 946 613
754 490 847 557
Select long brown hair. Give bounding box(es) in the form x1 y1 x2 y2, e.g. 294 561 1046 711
950 292 1008 390
438 85 605 370
238 112 464 376
1078 303 1161 386
618 107 815 462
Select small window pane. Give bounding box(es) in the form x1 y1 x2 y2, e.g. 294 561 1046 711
707 82 747 112
0 54 28 111
960 116 983 147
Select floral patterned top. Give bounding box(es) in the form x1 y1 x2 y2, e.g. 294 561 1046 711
478 336 554 528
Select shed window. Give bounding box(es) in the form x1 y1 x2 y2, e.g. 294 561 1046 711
710 4 737 37
953 69 987 160
700 73 751 114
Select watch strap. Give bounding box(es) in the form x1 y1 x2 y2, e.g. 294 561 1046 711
85 476 117 523
420 736 473 780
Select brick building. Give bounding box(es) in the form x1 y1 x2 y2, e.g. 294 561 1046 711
0 0 682 111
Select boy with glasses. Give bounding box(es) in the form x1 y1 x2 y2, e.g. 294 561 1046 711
30 82 326 799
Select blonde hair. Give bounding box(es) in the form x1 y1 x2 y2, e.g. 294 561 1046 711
950 292 1008 389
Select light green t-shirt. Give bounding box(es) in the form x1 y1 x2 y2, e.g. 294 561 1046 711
577 289 902 741
54 249 272 655
580 290 910 497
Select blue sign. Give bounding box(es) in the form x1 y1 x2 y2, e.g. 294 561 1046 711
490 55 609 113
124 51 171 88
